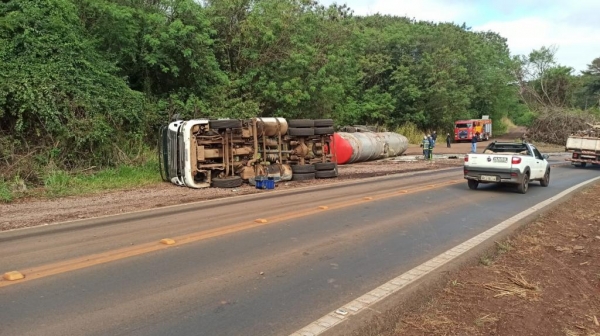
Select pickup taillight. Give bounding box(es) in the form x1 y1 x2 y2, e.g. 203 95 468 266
464 155 469 162
512 157 522 164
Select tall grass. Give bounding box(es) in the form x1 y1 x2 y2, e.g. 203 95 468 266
396 122 424 145
0 179 12 203
1 151 162 202
501 116 517 130
43 158 161 198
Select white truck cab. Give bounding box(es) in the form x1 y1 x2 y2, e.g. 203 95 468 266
464 142 550 194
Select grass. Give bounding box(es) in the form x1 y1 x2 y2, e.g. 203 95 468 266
396 122 424 145
495 240 513 254
2 156 162 202
44 160 162 198
0 179 13 203
479 255 493 266
501 116 517 130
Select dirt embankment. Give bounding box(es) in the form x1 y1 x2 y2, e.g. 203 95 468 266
0 160 462 231
354 182 600 336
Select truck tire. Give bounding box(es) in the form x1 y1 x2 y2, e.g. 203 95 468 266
288 119 314 128
576 162 587 168
516 172 529 194
212 176 243 188
315 169 338 179
209 119 242 129
540 169 550 187
288 128 315 136
292 172 315 181
291 164 315 174
313 119 334 127
467 179 479 190
314 127 334 135
314 162 337 171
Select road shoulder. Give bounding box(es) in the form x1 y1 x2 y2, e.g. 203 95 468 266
1 161 461 231
344 180 600 336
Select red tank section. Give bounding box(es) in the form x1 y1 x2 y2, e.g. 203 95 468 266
330 133 353 164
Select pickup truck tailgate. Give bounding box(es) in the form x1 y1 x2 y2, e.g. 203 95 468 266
467 154 512 170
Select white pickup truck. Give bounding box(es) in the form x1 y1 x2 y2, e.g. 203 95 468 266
463 142 551 194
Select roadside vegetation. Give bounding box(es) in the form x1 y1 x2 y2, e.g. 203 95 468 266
1 153 160 202
0 0 599 200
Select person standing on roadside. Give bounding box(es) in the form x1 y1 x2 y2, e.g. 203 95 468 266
420 135 430 160
428 134 434 160
446 133 451 148
431 131 437 147
471 132 479 153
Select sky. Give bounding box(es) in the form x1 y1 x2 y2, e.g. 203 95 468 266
319 0 600 73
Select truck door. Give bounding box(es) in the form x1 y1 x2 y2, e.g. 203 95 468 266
531 146 545 179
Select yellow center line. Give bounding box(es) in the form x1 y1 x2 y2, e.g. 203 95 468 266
0 180 463 288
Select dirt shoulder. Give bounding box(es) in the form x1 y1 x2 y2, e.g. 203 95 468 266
0 160 462 231
353 182 600 336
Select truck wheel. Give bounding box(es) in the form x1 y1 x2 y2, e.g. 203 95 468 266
291 164 315 174
288 128 315 136
315 169 338 179
292 172 315 181
212 176 243 188
540 169 550 187
288 119 314 128
209 119 242 129
577 162 587 168
467 179 479 190
314 162 337 171
313 119 334 127
314 127 334 135
517 173 529 194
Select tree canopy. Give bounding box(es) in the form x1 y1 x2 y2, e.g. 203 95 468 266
0 0 597 180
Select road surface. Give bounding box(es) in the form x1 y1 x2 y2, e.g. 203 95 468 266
0 161 597 336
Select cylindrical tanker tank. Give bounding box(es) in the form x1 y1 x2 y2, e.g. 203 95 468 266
381 132 409 158
256 117 288 136
331 131 409 165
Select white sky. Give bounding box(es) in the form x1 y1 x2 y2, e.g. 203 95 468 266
319 0 600 73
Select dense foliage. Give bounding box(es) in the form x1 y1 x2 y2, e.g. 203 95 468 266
1 0 598 181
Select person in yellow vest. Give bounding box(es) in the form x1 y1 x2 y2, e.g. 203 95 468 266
420 135 430 160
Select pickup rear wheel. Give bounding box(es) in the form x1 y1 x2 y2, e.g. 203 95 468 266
517 173 529 194
467 179 479 190
540 169 550 187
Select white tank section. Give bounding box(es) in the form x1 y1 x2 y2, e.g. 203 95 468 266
336 131 409 164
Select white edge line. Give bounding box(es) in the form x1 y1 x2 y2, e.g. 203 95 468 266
1 167 461 235
289 175 600 336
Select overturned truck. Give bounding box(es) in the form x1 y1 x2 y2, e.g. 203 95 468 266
158 118 337 188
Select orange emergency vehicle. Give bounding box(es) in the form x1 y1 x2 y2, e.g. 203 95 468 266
454 118 492 142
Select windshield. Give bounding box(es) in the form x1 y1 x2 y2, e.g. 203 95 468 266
455 123 471 128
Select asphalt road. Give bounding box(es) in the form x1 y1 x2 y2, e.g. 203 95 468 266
0 162 597 336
